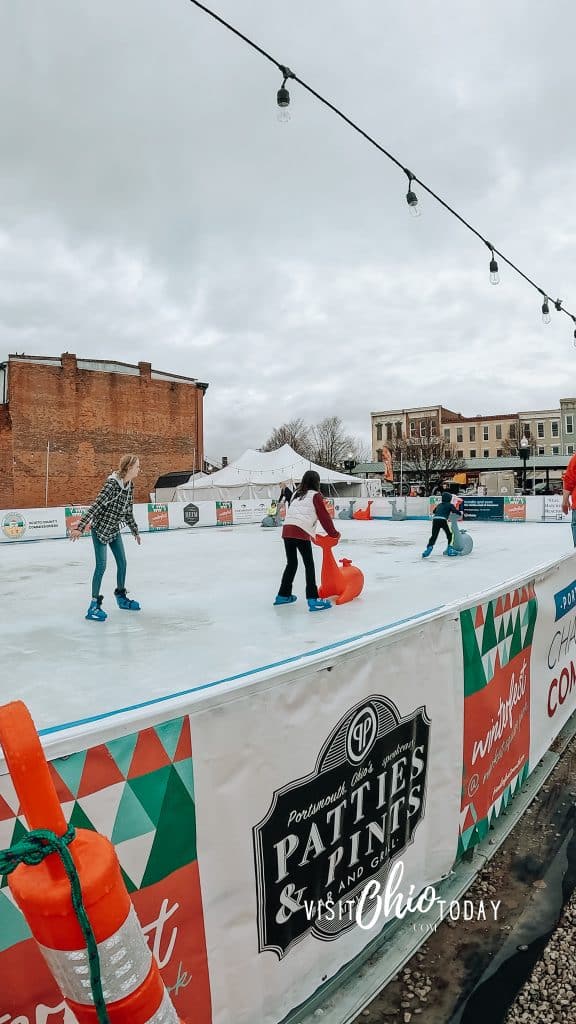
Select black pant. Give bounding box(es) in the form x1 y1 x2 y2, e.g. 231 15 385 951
427 519 452 547
279 538 318 599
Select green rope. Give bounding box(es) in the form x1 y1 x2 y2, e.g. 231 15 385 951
0 825 111 1024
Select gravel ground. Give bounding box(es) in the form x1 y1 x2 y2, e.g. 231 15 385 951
505 890 576 1024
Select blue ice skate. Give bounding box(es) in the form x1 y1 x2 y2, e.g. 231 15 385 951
273 595 297 605
443 545 459 557
308 598 332 612
422 546 433 558
114 588 141 610
86 596 107 621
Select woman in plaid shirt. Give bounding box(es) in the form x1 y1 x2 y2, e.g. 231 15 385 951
70 454 142 621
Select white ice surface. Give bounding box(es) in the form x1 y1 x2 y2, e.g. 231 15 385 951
0 520 573 733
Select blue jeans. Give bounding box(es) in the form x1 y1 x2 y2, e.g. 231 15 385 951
572 511 576 548
91 533 127 598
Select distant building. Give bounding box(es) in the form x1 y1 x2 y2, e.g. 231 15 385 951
0 353 208 508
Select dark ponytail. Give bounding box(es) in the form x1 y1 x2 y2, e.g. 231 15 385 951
294 469 321 500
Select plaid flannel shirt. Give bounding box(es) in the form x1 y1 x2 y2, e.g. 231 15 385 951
78 475 139 543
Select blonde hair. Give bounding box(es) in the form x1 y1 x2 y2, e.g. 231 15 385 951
118 454 140 479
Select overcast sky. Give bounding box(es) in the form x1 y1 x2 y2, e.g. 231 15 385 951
1 0 575 463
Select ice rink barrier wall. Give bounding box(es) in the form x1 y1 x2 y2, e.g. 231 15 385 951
1 533 576 1022
0 494 572 542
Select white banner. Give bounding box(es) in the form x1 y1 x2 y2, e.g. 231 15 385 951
167 500 218 529
192 614 463 1024
543 495 571 523
530 556 576 764
0 507 66 542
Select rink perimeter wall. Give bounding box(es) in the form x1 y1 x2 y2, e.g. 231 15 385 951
0 493 572 543
1 512 576 1022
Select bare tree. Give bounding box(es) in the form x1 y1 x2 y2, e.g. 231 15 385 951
392 418 466 495
262 418 312 458
309 416 356 470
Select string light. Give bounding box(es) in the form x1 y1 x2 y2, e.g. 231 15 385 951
486 242 499 285
405 170 420 218
186 0 575 344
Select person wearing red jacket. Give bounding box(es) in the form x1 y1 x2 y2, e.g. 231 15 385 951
561 453 576 546
274 470 340 611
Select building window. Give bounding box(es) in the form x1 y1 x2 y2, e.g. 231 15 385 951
457 450 464 459
457 428 463 443
496 448 503 457
444 449 451 459
420 420 427 437
495 424 502 440
509 423 517 440
483 449 490 458
566 445 575 456
430 420 438 436
386 422 393 442
444 428 450 441
566 415 574 435
395 421 402 439
483 426 489 441
469 449 476 458
469 426 476 442
537 422 545 439
376 423 382 441
552 446 560 455
538 446 545 455
552 421 559 437
410 420 417 438
522 422 531 438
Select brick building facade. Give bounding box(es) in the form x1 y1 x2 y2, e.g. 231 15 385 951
0 354 208 509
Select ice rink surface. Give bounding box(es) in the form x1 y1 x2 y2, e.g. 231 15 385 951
1 519 573 733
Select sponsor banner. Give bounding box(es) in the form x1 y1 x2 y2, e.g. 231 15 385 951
543 495 571 522
192 616 462 1024
0 716 211 1023
0 507 66 542
459 583 536 852
216 501 233 526
65 505 92 536
461 496 504 521
148 503 169 531
232 500 269 525
530 562 576 764
503 497 526 522
167 501 217 529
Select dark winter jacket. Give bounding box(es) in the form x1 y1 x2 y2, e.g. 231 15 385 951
432 493 455 520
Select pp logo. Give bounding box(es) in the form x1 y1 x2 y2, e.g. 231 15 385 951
183 503 199 527
346 704 378 765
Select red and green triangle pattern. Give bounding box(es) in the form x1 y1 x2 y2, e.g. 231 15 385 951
460 583 537 698
0 715 196 950
458 761 529 855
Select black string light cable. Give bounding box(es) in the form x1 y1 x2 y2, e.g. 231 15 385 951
187 0 576 343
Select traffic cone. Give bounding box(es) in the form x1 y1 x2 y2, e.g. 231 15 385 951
0 701 185 1024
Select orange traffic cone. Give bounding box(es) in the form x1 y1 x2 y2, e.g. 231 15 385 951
314 535 364 605
352 500 373 521
0 701 185 1024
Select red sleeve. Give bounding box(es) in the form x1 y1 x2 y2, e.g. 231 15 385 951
563 454 576 492
313 493 339 537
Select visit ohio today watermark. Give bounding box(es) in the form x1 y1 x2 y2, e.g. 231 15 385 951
303 860 501 931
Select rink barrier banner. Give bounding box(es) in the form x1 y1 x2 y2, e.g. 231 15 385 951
0 496 564 540
0 715 212 1023
190 614 463 1024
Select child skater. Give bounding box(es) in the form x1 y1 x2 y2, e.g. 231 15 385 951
422 490 457 558
69 454 142 620
274 470 340 611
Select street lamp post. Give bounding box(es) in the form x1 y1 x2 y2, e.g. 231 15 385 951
518 436 530 493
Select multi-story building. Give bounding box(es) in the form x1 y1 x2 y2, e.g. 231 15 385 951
371 401 576 462
0 353 208 508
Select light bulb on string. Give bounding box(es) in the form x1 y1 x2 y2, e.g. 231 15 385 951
277 65 294 124
555 298 563 312
489 252 499 285
404 169 420 217
541 298 551 326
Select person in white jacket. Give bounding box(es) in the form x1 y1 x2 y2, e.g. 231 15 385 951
274 470 340 612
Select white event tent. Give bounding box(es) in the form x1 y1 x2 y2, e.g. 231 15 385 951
173 445 365 501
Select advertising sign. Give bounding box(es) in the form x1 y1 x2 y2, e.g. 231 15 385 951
530 563 576 764
461 496 504 521
503 497 526 522
65 505 91 536
0 508 66 542
459 583 536 852
147 503 170 531
215 501 233 526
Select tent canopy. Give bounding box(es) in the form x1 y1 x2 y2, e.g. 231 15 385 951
173 445 364 501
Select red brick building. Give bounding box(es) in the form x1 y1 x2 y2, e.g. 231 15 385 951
0 353 208 509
